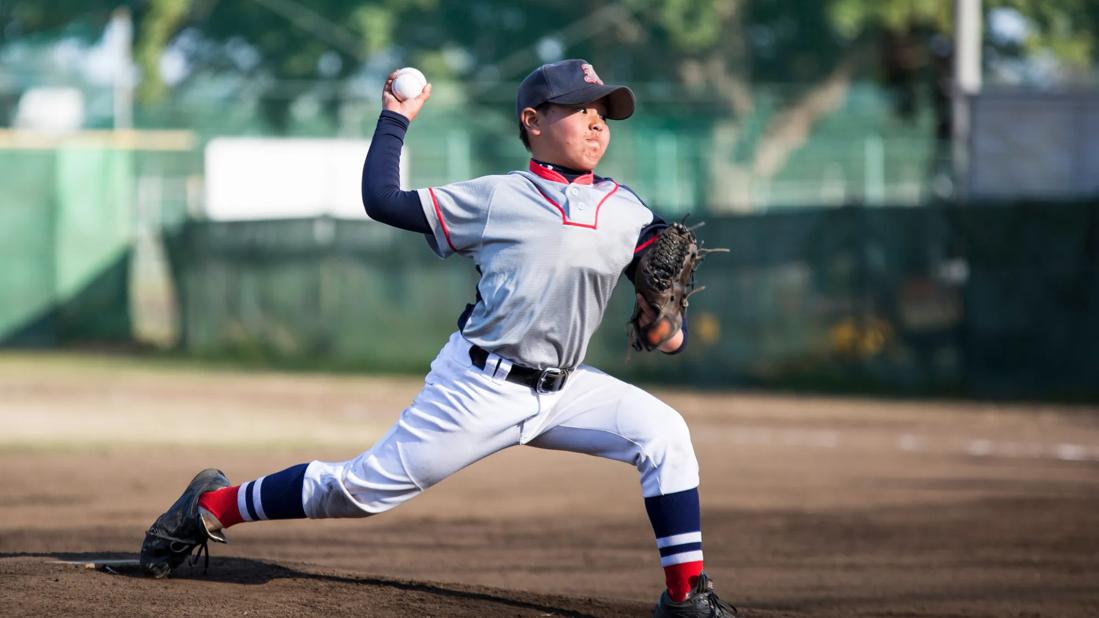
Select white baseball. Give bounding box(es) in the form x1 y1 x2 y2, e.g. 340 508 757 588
392 67 427 101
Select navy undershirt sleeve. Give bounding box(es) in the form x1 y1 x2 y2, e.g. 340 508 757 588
361 110 430 233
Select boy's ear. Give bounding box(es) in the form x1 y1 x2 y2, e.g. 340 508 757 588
520 107 541 138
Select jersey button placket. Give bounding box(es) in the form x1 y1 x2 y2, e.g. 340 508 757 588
568 185 596 225
567 186 590 214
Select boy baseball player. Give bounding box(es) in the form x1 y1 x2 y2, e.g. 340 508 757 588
141 59 735 617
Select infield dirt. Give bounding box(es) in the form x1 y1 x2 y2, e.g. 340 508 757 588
2 353 1098 616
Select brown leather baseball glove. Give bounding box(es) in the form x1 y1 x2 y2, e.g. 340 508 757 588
628 222 726 352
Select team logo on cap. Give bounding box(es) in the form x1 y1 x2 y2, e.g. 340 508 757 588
580 63 604 85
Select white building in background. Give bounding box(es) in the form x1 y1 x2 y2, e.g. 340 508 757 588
14 87 85 133
204 137 406 220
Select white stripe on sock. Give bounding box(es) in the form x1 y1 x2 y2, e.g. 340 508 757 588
660 550 705 567
238 481 253 522
656 531 702 549
252 476 267 520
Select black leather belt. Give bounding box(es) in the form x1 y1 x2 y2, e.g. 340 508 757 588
468 344 571 393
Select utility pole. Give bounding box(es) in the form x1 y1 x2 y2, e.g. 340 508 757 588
953 0 982 201
112 7 134 130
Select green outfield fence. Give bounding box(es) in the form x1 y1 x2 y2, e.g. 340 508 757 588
160 201 1099 400
0 145 134 344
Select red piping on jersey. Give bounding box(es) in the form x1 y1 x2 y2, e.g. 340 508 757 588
634 235 658 254
528 159 594 185
530 180 619 230
428 187 457 252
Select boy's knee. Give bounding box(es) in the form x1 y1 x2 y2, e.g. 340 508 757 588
657 413 698 468
637 409 699 496
302 455 422 518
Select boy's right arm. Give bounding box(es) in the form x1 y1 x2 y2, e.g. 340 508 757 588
361 72 434 233
361 111 429 232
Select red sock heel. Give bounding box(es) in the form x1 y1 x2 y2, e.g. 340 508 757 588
197 485 243 529
664 560 704 602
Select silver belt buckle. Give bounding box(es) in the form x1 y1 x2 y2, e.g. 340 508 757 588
536 367 568 393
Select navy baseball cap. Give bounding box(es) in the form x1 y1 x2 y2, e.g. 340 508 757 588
516 59 635 121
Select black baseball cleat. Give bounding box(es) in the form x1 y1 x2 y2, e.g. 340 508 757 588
653 572 737 617
140 468 231 578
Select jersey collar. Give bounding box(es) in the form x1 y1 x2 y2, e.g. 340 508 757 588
528 159 595 185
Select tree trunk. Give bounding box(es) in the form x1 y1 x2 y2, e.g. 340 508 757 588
706 56 856 212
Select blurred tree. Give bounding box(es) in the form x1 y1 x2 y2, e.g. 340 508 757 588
3 0 1095 204
623 0 1098 208
991 0 1099 72
135 0 189 102
5 1 1095 103
0 1 115 43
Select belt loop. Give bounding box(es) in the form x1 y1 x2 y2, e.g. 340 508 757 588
494 358 513 379
480 354 497 376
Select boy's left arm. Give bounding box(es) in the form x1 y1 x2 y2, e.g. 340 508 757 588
625 216 690 355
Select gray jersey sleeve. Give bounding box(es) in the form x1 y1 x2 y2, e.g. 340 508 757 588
416 176 502 258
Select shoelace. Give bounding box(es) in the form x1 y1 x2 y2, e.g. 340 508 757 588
704 591 737 616
189 540 211 573
148 523 214 575
697 578 737 616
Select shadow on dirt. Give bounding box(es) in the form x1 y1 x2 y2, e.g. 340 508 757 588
1 552 621 618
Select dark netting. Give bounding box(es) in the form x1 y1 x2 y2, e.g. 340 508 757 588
164 201 1099 400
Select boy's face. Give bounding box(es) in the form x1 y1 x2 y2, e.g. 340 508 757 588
526 100 610 171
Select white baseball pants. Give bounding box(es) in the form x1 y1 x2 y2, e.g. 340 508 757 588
301 331 699 518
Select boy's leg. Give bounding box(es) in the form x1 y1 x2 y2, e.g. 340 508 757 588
196 462 309 530
214 345 541 524
142 333 539 576
525 366 726 608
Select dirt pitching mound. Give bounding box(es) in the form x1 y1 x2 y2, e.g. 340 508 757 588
2 553 648 617
4 356 1099 616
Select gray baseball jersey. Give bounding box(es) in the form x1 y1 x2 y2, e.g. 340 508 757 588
416 163 655 370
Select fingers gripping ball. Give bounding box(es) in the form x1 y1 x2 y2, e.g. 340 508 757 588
628 222 727 352
643 317 678 349
392 67 427 101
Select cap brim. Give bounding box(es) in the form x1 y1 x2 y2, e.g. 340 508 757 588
547 84 636 120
